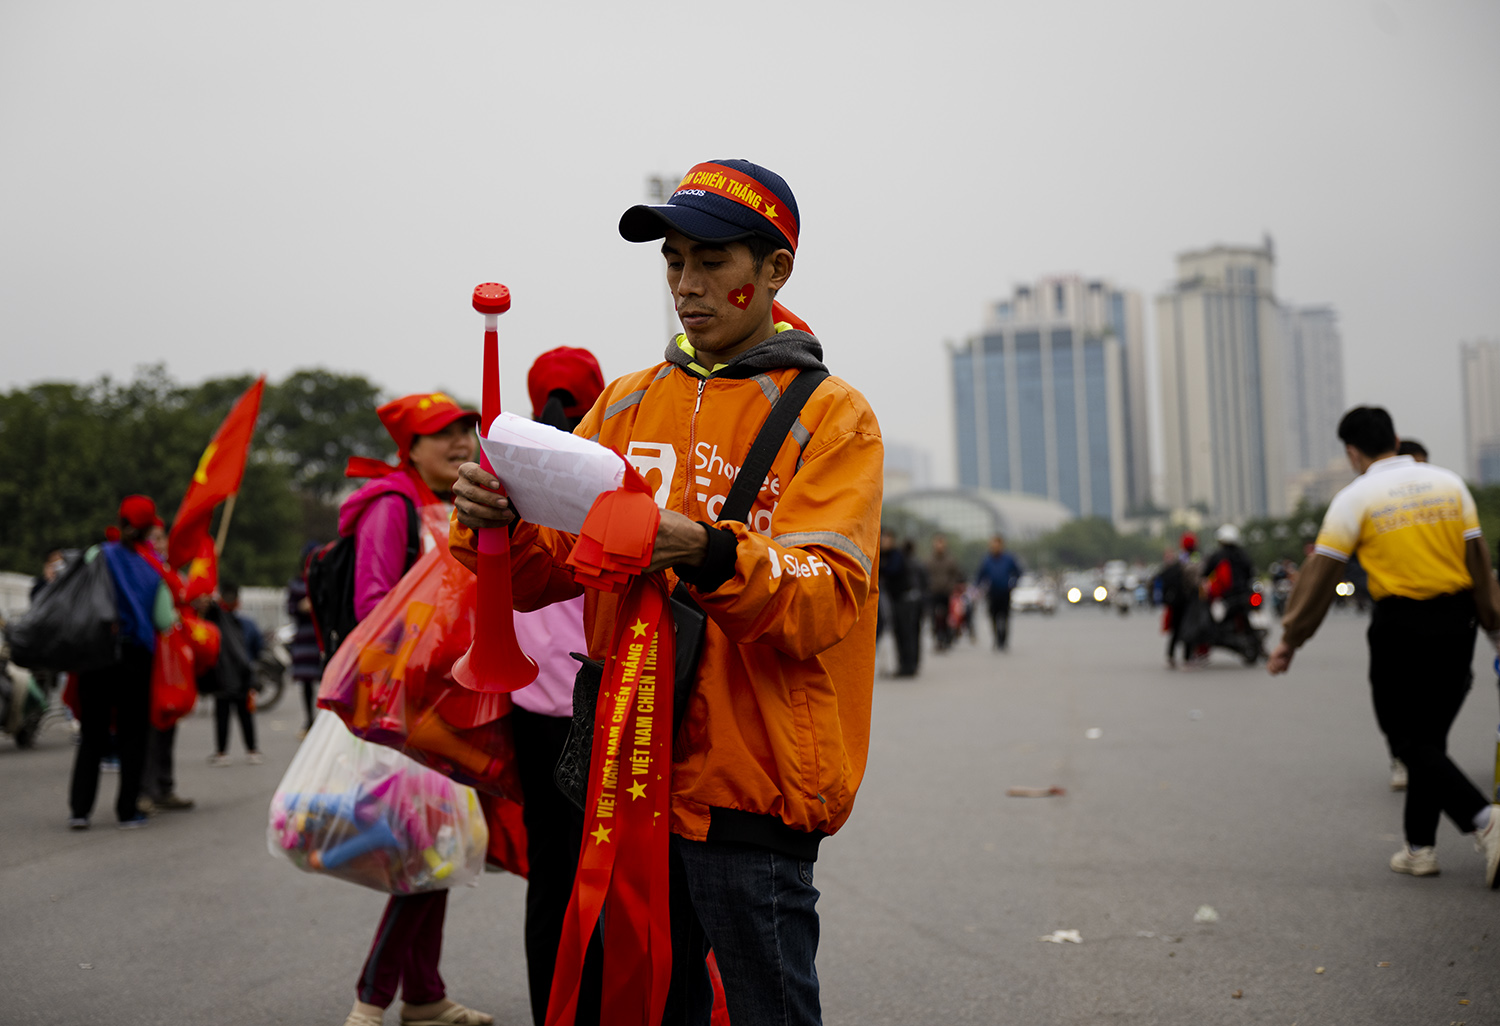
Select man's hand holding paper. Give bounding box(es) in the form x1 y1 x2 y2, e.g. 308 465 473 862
453 413 706 571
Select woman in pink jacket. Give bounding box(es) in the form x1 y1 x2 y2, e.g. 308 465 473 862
339 392 491 1026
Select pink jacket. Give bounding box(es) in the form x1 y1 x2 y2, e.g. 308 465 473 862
338 470 431 621
510 597 586 719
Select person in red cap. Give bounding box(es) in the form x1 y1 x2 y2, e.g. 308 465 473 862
1155 532 1202 668
506 348 607 1026
67 496 178 830
338 392 492 1026
453 158 883 1026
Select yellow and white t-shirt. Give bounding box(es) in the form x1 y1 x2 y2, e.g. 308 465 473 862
1314 455 1481 601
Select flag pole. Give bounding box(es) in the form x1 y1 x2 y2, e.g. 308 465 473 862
214 492 239 558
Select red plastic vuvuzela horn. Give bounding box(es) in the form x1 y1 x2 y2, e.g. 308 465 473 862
451 282 539 693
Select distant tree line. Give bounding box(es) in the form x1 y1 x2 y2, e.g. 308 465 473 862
0 365 416 586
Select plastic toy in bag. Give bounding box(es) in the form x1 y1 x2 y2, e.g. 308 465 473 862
268 711 488 895
319 505 522 802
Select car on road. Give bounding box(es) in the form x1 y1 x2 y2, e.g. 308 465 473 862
1011 574 1057 614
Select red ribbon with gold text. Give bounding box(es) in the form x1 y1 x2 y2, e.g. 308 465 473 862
546 466 674 1026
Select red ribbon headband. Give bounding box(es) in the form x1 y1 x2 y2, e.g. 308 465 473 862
674 162 799 252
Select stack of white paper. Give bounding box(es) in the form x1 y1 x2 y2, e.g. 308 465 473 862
477 412 627 535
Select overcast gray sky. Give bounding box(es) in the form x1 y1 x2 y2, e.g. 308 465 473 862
3 0 1496 489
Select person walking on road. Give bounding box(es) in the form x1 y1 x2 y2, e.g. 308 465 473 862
975 535 1023 651
205 581 263 766
1269 406 1500 887
68 496 176 830
925 534 964 653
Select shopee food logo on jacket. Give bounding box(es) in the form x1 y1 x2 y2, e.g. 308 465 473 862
694 441 781 530
625 438 783 533
625 442 677 508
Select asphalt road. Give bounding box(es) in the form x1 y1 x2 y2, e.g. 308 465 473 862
3 607 1497 1025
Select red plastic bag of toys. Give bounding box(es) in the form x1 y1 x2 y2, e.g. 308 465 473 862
318 505 523 804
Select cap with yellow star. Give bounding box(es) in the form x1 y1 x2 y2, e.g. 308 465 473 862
619 159 799 254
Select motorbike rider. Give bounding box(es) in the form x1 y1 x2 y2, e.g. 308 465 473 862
1201 524 1255 631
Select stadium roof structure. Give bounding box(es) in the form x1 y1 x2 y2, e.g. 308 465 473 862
884 488 1074 543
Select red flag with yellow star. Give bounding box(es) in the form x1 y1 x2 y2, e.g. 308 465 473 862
168 377 264 569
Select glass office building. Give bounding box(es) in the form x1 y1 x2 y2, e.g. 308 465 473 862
951 276 1143 522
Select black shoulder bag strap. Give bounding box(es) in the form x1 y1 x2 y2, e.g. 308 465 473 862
670 368 830 731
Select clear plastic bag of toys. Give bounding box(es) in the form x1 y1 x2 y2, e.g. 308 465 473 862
268 710 489 894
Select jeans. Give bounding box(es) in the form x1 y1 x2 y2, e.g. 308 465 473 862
214 690 257 754
1369 592 1488 847
69 645 152 822
663 837 821 1026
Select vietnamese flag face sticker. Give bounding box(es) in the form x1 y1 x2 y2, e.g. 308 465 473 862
729 284 755 308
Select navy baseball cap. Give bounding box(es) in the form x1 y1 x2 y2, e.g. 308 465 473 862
619 159 800 253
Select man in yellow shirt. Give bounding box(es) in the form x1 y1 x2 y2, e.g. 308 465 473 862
1270 406 1500 888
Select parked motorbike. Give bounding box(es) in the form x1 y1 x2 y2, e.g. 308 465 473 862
253 622 294 713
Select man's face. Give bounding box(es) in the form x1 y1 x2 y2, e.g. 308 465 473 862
989 538 1004 556
932 536 947 556
662 229 788 360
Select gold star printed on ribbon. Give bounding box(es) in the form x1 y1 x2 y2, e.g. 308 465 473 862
764 203 778 220
628 781 647 800
630 619 649 638
591 825 612 845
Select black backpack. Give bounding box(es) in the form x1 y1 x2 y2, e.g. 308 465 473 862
305 494 420 661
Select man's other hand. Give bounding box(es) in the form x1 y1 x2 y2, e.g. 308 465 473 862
453 462 518 531
1267 641 1295 676
649 510 709 574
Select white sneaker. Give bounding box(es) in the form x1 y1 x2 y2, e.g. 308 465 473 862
1473 804 1500 890
207 753 232 767
1389 760 1408 791
1390 845 1439 877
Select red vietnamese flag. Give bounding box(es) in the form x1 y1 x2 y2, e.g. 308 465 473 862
181 533 219 601
168 377 264 569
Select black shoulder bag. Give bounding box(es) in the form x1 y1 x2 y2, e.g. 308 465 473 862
554 369 829 810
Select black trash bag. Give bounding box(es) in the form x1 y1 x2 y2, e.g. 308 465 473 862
4 551 121 671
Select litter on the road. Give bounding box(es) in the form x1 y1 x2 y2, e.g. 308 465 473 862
1189 709 1203 720
1193 905 1220 923
1084 728 1103 740
1039 929 1083 944
1315 967 1326 974
1006 786 1066 797
77 964 92 970
1231 989 1243 999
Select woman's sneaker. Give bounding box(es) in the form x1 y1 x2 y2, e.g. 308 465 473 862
1474 804 1500 889
1390 845 1439 877
208 753 232 767
1389 759 1408 791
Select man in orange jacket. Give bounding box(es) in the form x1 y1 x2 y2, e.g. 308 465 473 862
453 159 881 1025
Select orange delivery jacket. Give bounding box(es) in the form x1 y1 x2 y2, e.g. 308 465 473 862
451 328 882 854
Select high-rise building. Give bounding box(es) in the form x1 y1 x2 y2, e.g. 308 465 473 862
1156 240 1287 520
1461 339 1500 484
1280 305 1345 476
950 275 1146 522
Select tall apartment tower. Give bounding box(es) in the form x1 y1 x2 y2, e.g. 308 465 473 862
951 275 1147 522
1280 305 1346 474
1461 339 1500 483
1156 240 1287 520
